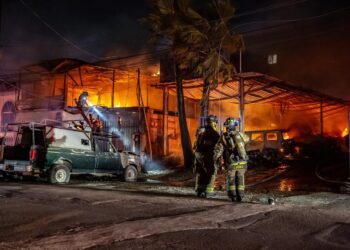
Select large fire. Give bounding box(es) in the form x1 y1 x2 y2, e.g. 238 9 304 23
283 133 290 140
342 128 348 137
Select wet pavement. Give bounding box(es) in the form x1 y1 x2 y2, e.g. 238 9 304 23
0 159 345 202
1 159 350 249
0 181 349 249
65 160 340 199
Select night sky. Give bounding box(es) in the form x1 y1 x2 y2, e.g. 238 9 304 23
0 0 349 98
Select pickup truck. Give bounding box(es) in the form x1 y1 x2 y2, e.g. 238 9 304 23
0 123 141 184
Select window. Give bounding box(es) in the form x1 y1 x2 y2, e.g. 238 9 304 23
94 138 115 153
81 139 90 146
268 54 278 64
1 101 16 130
251 133 263 141
266 132 278 141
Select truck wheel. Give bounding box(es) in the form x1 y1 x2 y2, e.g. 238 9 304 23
49 165 70 184
124 165 137 182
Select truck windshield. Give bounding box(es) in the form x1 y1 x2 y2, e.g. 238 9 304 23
94 138 116 153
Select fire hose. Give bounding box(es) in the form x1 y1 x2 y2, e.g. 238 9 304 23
315 164 350 185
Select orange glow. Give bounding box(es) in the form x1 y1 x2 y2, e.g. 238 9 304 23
283 133 290 140
342 128 348 137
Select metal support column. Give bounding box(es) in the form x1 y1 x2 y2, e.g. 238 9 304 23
111 70 115 107
63 72 67 108
162 87 169 156
320 99 324 137
348 111 350 180
239 77 245 133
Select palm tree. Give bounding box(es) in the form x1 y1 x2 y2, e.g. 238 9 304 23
144 0 243 168
143 0 196 169
174 0 244 125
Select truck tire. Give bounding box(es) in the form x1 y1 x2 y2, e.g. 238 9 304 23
124 165 138 182
48 165 71 184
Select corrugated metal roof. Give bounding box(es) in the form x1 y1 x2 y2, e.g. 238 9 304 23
153 72 349 115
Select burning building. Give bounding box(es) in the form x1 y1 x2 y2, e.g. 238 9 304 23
0 58 198 161
0 59 348 163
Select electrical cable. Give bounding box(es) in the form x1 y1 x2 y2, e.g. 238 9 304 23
232 5 350 31
19 0 102 60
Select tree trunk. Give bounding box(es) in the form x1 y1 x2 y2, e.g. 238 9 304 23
174 65 194 169
200 80 210 127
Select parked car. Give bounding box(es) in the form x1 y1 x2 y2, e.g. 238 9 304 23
0 123 142 184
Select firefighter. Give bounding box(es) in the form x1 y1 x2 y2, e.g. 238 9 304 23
89 114 103 133
214 117 249 202
194 115 220 198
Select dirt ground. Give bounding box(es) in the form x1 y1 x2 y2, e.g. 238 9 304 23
0 180 349 250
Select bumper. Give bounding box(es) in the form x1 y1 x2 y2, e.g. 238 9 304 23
0 161 40 176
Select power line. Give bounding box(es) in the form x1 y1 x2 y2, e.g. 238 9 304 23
232 0 309 19
19 0 102 60
16 0 316 63
247 21 350 49
97 49 168 64
232 5 350 31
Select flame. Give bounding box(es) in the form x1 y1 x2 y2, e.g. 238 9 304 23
342 128 348 137
283 133 290 140
152 71 160 77
279 179 293 192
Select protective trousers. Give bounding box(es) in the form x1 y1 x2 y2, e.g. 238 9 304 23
226 161 247 201
195 153 217 196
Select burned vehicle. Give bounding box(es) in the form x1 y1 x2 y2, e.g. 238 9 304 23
245 129 296 164
0 123 141 184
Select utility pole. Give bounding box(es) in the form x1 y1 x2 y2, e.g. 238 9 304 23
0 0 2 43
320 99 324 137
238 49 245 133
162 86 168 156
111 70 115 107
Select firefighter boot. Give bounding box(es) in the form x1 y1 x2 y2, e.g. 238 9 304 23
227 169 237 202
204 172 217 199
195 174 206 197
235 170 246 202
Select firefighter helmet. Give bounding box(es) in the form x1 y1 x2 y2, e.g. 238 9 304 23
205 115 218 130
224 117 239 129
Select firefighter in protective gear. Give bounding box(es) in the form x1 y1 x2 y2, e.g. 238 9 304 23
194 115 220 197
214 117 249 202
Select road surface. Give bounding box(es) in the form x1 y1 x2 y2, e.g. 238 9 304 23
0 181 349 250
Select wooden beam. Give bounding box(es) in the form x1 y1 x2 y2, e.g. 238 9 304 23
212 88 234 98
67 72 80 87
112 70 115 107
163 87 169 156
239 77 245 132
78 67 83 86
247 92 263 99
63 73 67 108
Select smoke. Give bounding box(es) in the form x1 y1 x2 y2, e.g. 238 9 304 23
140 154 170 175
109 127 130 148
0 1 151 72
